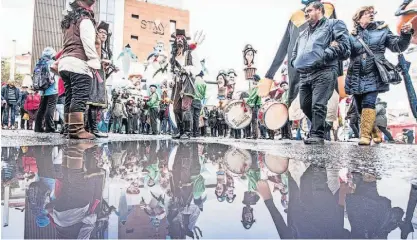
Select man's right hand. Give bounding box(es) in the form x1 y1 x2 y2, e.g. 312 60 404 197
256 180 272 201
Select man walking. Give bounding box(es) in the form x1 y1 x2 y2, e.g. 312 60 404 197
291 1 350 145
1 81 21 129
147 85 160 135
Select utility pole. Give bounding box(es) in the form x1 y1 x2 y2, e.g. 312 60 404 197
9 40 16 81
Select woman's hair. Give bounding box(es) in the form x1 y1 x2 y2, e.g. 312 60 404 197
61 2 96 31
352 6 375 27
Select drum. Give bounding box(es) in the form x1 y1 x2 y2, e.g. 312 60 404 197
168 104 177 130
224 148 252 175
300 117 310 133
244 67 257 80
258 101 288 130
264 154 289 174
224 100 252 129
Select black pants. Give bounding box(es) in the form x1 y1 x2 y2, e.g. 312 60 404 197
378 126 394 141
349 120 360 138
191 99 202 135
35 94 58 132
60 71 91 113
149 108 159 134
353 91 378 113
299 69 336 139
211 126 217 137
245 106 259 138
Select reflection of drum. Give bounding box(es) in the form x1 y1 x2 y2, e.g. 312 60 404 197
224 148 252 175
168 104 177 130
300 117 310 133
224 100 252 129
244 67 257 80
258 102 288 130
264 154 289 174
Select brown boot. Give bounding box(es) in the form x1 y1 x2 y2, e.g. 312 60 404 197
371 126 382 144
68 112 96 140
358 108 376 146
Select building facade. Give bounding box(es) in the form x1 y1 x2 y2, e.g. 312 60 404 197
31 0 110 69
122 0 190 62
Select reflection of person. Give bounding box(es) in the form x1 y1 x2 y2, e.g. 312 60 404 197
345 6 413 146
346 172 405 238
400 183 417 239
241 205 255 229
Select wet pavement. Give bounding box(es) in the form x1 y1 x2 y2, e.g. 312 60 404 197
1 137 417 239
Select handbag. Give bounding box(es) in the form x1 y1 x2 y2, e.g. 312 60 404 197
357 37 402 85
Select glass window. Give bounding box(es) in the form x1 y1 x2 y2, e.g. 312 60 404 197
100 13 107 22
107 0 115 14
100 0 108 13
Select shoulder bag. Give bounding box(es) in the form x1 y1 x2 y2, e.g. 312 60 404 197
357 37 402 85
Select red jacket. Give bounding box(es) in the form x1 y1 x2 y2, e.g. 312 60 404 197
24 93 41 111
58 78 65 97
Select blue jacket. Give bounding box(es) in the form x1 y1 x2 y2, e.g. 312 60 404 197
291 18 351 74
345 21 412 95
38 47 58 96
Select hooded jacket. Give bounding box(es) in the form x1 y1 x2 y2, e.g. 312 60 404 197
345 21 413 95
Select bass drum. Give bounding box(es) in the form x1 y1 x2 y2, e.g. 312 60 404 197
224 100 252 129
224 148 252 175
258 101 288 130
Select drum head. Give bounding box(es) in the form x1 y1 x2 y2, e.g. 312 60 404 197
224 148 252 175
264 155 289 174
264 103 288 130
224 100 252 129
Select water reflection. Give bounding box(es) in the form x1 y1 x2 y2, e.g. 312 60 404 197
1 141 416 239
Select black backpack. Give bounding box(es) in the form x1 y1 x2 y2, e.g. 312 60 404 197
33 58 54 91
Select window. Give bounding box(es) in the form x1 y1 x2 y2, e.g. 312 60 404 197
170 20 176 35
131 35 139 40
131 14 139 19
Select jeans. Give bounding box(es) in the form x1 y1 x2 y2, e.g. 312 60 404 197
2 104 17 126
353 91 378 113
60 71 91 113
35 94 58 132
56 104 65 122
191 99 202 135
161 118 169 133
299 69 336 138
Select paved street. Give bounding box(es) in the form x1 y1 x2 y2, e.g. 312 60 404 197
1 130 417 239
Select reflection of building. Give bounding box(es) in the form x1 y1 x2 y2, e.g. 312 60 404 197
122 0 190 62
31 0 112 70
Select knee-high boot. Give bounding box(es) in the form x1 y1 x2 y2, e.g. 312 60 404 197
359 108 376 146
68 112 95 140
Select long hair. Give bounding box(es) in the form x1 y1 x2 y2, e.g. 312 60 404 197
352 6 374 28
170 36 189 74
103 34 113 60
61 2 95 31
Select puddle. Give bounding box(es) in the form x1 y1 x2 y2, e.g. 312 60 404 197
1 140 416 239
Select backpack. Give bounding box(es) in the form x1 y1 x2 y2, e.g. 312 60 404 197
33 58 54 91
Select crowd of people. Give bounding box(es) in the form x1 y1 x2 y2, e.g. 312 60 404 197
1 0 416 145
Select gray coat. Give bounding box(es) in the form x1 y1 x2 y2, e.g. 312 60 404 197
375 102 388 127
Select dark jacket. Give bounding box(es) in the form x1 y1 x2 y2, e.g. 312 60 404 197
1 85 21 105
265 3 338 108
345 21 413 95
291 18 350 74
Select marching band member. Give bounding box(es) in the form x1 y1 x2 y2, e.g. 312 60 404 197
278 81 292 140
227 69 240 139
245 75 262 139
209 106 219 137
147 85 160 135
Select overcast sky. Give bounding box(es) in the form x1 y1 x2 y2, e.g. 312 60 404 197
1 0 416 110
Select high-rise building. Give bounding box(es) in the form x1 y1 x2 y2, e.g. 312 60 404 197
30 0 105 70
